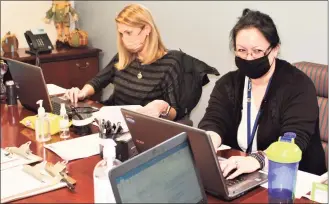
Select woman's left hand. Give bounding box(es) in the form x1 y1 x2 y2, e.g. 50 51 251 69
219 156 261 180
136 100 169 117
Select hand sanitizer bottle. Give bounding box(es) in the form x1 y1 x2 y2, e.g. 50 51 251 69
35 100 51 142
93 139 120 203
59 103 70 139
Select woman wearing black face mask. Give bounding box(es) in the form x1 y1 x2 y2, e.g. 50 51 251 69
199 8 326 178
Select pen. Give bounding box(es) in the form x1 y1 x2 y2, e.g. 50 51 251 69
94 118 101 129
101 119 105 129
112 123 116 131
106 121 111 130
107 126 114 139
101 119 106 138
100 124 105 139
117 125 123 134
102 128 106 139
115 122 123 134
112 122 123 140
105 121 112 135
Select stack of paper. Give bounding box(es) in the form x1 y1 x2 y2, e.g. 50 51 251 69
44 133 100 161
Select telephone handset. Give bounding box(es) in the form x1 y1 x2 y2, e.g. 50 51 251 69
24 30 54 55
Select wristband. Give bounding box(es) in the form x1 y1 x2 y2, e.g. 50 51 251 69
249 152 265 170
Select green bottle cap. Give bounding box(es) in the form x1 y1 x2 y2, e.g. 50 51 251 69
265 132 302 163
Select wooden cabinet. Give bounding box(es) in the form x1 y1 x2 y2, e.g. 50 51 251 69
68 57 99 88
1 47 102 101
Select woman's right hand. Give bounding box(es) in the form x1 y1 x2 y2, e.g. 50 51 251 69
64 87 86 103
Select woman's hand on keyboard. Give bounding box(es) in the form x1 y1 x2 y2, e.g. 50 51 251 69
64 87 86 103
219 156 261 180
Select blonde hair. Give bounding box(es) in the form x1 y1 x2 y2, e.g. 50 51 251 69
115 4 167 70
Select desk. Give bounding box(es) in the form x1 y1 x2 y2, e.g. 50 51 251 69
0 102 314 203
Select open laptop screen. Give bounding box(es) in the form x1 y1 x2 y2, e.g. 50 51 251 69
114 141 204 203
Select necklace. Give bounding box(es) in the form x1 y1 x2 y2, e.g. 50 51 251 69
137 72 143 79
136 60 143 79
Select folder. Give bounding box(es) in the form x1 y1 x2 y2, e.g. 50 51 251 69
1 161 76 203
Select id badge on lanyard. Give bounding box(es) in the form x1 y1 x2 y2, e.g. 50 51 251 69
246 78 272 153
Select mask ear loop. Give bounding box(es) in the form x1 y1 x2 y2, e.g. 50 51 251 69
270 57 276 67
268 48 276 67
265 47 276 67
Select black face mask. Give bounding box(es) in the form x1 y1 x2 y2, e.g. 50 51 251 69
235 52 273 79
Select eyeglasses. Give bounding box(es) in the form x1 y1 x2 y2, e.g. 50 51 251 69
235 46 271 59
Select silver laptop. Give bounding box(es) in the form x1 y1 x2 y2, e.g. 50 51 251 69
3 58 97 116
108 132 207 203
121 108 268 200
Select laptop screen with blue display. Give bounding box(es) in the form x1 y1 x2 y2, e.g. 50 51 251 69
115 141 203 203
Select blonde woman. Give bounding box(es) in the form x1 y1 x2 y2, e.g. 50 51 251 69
65 4 179 120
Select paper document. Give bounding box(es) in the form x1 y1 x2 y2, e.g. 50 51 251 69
1 165 65 203
318 172 328 183
303 172 328 202
217 144 231 151
261 170 322 199
44 133 100 161
1 148 42 171
47 84 66 96
1 149 19 164
93 105 142 133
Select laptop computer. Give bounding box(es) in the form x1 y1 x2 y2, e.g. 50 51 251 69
3 58 98 116
108 132 207 203
121 108 268 200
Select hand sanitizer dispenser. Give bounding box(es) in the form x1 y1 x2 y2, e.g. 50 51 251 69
93 139 120 203
35 99 51 142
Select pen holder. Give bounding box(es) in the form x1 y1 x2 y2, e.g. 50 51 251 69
98 120 124 159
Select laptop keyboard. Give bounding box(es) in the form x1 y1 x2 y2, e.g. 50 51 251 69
51 100 71 115
225 176 245 187
217 157 246 187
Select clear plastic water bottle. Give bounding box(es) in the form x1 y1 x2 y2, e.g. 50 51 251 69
265 132 302 203
59 103 70 139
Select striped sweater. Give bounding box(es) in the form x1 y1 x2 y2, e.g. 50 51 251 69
87 52 180 115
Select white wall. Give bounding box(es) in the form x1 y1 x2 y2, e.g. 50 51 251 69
1 1 75 49
75 1 328 126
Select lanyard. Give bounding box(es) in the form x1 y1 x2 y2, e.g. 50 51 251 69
246 78 272 153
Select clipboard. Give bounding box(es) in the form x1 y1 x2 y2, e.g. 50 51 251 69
1 141 43 171
1 161 76 203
